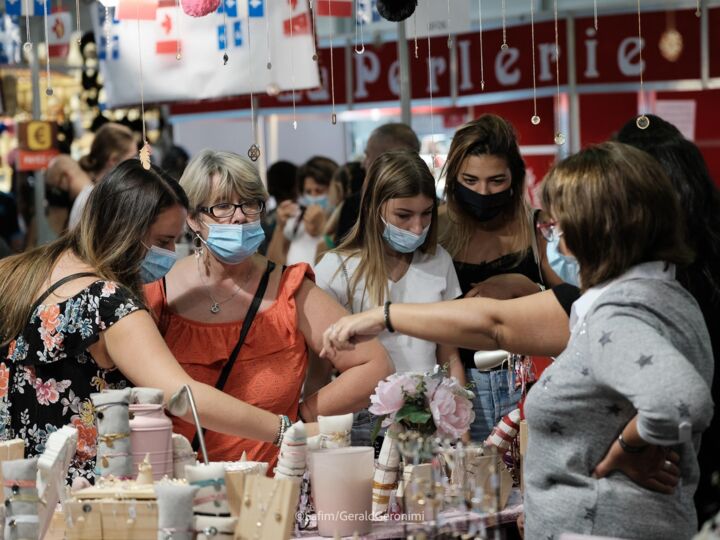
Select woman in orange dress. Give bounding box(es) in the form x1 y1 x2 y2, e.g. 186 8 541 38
144 150 392 469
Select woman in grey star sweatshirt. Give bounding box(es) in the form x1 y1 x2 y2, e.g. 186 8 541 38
523 142 714 540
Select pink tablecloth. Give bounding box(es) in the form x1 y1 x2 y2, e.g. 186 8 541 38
294 488 523 539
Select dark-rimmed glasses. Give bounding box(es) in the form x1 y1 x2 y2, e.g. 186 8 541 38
198 200 265 219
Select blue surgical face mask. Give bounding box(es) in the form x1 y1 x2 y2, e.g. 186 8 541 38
300 194 331 211
201 220 265 265
140 244 178 283
546 235 580 287
382 218 430 254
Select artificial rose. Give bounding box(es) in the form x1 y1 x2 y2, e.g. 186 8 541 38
430 379 475 439
368 373 418 416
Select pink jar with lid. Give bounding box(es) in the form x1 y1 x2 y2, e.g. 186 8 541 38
129 404 173 479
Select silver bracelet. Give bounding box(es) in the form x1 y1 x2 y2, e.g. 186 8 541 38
274 415 292 447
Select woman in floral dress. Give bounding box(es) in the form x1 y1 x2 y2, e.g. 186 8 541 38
0 160 304 482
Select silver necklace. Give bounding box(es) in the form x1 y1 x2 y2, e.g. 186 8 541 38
197 259 245 314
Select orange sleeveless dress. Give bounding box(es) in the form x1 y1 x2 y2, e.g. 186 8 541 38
143 263 312 469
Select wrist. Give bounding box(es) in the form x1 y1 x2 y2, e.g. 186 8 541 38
384 301 395 333
618 433 647 454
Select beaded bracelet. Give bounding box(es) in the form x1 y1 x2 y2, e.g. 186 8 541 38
273 415 292 447
384 301 395 333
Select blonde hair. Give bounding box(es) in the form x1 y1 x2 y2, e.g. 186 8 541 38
335 150 438 307
541 142 693 290
440 114 533 260
0 161 188 346
180 149 268 218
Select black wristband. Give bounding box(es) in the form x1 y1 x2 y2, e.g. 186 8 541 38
384 301 395 333
618 433 647 454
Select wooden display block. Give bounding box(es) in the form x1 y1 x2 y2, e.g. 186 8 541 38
101 500 158 540
0 439 25 486
225 470 247 518
65 501 103 540
235 476 300 540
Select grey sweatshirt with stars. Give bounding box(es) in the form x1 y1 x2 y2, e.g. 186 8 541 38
523 277 714 540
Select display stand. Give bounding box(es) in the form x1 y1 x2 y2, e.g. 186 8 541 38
235 476 300 540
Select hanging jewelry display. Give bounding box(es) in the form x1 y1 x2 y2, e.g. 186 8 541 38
696 0 701 18
23 0 32 53
530 0 539 125
135 15 152 169
328 0 337 125
75 0 81 43
42 0 53 95
446 0 452 48
500 0 508 50
290 0 298 129
104 6 113 59
593 0 598 31
355 0 365 54
553 0 565 145
478 0 485 90
247 8 260 161
635 0 649 130
659 10 683 63
265 2 272 68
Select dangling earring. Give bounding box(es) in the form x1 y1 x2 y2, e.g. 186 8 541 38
193 234 204 259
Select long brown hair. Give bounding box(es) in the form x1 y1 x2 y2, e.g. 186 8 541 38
0 160 188 346
541 142 693 290
335 150 438 307
441 114 532 260
78 123 135 179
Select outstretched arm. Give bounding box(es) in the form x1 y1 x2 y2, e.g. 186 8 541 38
321 290 570 360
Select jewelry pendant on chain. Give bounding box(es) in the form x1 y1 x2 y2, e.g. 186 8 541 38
210 303 221 314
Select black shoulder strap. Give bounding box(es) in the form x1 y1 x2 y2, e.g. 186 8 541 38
192 260 275 449
530 209 545 286
30 272 99 314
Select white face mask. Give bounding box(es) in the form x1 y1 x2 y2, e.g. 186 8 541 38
381 218 430 254
546 236 581 287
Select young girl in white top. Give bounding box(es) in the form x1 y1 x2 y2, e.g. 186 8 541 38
315 150 463 379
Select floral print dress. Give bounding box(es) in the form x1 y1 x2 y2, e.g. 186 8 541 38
0 280 141 483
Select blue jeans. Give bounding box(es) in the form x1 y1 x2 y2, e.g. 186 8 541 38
466 368 522 442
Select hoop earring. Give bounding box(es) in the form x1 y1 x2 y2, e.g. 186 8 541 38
193 234 204 259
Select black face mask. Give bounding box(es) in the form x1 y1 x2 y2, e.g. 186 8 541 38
454 182 513 222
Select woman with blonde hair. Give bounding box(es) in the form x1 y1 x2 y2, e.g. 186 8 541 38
314 150 464 444
440 114 562 441
69 123 137 228
0 160 308 482
144 150 391 466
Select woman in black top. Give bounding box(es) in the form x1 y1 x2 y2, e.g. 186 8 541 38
439 114 562 440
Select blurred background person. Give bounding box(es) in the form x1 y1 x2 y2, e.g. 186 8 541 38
160 144 190 181
260 159 297 256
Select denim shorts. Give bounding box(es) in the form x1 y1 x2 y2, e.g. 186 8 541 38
351 408 385 458
465 367 522 443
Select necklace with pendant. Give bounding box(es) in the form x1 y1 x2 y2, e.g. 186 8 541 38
197 260 247 314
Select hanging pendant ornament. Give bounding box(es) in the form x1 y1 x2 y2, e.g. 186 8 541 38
221 6 229 65
290 0 298 129
355 0 365 54
593 0 598 31
246 8 260 161
310 0 318 61
553 0 564 145
43 0 54 96
75 0 81 43
136 14 152 170
376 0 417 22
104 6 113 59
427 4 436 171
635 0 649 130
329 0 337 124
175 0 183 60
413 11 419 59
23 0 32 53
478 0 485 91
529 0 539 125
659 10 682 63
265 2 272 68
500 0 508 50
446 0 452 48
695 0 701 18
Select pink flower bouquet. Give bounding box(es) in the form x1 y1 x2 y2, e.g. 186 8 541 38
368 368 475 440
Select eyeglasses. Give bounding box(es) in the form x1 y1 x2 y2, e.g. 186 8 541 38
536 220 563 242
198 200 265 219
